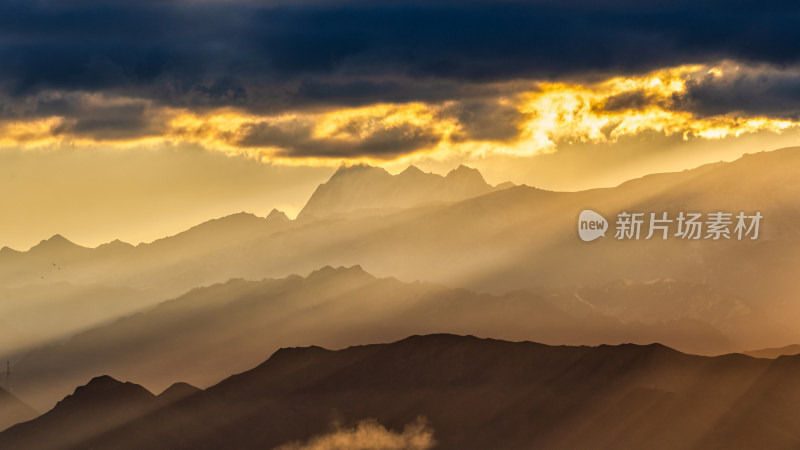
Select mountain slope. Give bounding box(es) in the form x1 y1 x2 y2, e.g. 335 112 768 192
0 376 160 450
3 334 798 450
0 388 37 432
695 354 800 449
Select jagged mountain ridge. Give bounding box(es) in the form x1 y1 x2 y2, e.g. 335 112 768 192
298 164 498 218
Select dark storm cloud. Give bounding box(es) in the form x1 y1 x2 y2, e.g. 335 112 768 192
4 0 800 152
15 92 168 140
2 0 800 113
235 120 316 150
443 100 526 142
676 69 800 120
591 65 800 120
600 91 658 112
0 90 168 141
236 120 442 159
288 78 516 109
54 105 165 140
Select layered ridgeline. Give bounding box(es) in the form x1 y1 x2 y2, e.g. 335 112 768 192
0 210 293 358
2 149 800 404
9 266 738 411
4 334 800 450
0 165 499 359
743 344 800 359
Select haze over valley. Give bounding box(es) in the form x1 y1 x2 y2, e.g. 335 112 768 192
5 1 800 445
1 148 799 418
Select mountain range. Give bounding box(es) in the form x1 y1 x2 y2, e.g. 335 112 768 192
1 151 796 336
3 148 800 428
8 266 739 412
3 334 800 449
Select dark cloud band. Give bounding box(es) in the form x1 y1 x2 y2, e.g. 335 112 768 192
236 119 442 159
3 0 800 159
2 0 800 109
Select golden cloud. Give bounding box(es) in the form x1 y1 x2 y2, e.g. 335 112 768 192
1 61 798 165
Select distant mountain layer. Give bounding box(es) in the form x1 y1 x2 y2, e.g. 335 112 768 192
2 148 798 312
2 148 799 314
10 266 736 411
743 344 800 359
0 388 37 432
3 334 800 449
298 164 495 218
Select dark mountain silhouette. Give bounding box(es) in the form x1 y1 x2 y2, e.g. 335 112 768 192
0 388 37 432
4 334 800 449
742 344 800 359
298 164 494 219
0 376 159 450
9 266 733 411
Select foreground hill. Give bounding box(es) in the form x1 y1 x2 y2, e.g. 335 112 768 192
3 334 800 449
10 266 734 411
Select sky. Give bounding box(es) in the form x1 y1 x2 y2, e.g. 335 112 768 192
3 0 800 249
